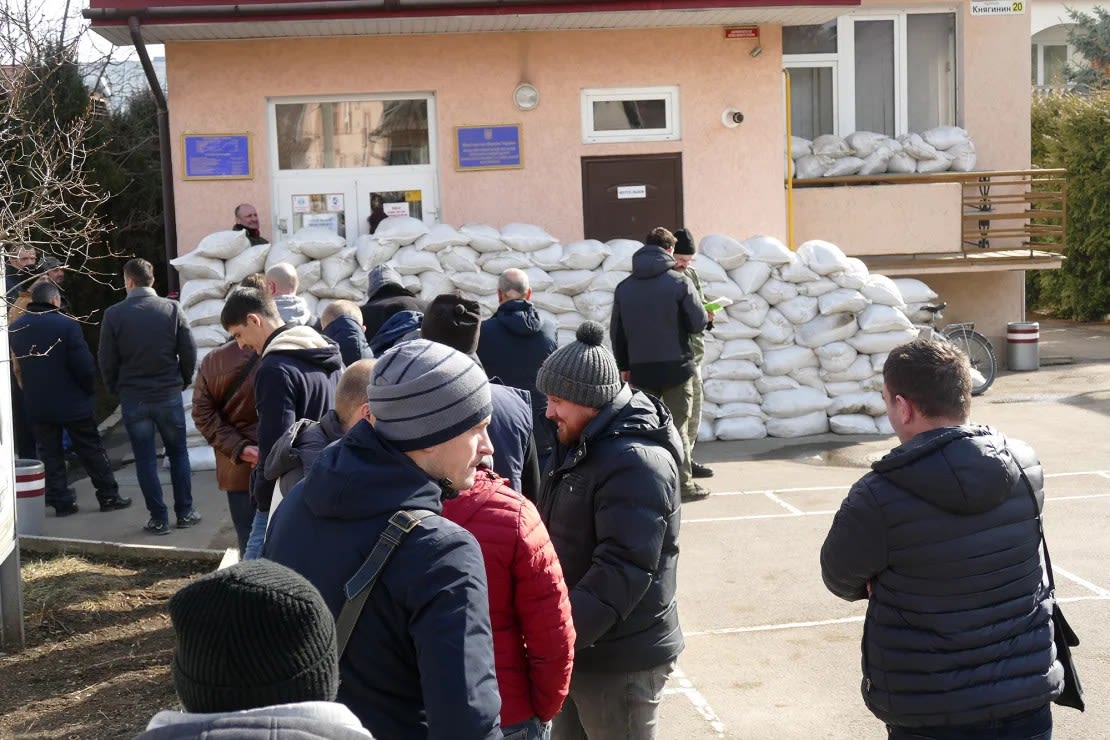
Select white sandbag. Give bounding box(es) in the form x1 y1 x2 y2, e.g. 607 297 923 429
525 267 554 292
500 223 557 252
179 445 216 471
899 133 939 161
756 375 800 394
349 268 370 291
726 295 771 328
418 271 456 303
311 278 365 302
706 280 749 304
828 392 886 416
863 371 884 392
702 337 723 364
556 311 588 331
556 328 576 346
824 156 865 177
299 292 319 318
887 151 917 173
816 342 858 373
812 134 852 158
705 359 761 381
862 274 906 308
180 279 227 310
916 152 953 174
715 416 767 440
717 402 764 419
846 131 890 158
763 345 818 376
296 260 322 289
728 261 772 295
698 419 717 443
743 235 793 265
859 304 914 333
192 325 229 348
186 299 225 327
830 414 879 435
530 244 565 271
719 338 762 363
857 146 893 176
531 291 576 314
776 296 819 325
758 278 798 306
171 251 224 281
797 278 839 297
832 258 870 291
414 223 469 252
848 329 918 354
439 245 481 273
700 235 751 270
756 338 793 354
921 125 969 151
561 240 609 270
762 387 831 418
602 240 642 272
904 304 935 324
825 380 865 397
795 313 858 348
226 242 270 283
876 414 895 435
818 288 869 316
460 223 509 253
403 275 423 296
790 136 813 159
947 140 977 172
480 251 534 274
779 259 821 284
374 216 430 248
711 321 761 340
759 309 794 346
797 240 851 276
704 379 761 405
288 227 346 259
821 356 874 383
573 291 615 323
871 352 889 373
392 245 442 275
766 411 828 438
550 270 595 295
590 271 629 292
794 153 835 179
690 254 728 283
450 269 498 294
319 247 356 288
790 366 825 390
194 229 251 260
892 278 938 304
265 240 310 271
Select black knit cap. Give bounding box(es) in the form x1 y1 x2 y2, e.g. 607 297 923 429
536 321 622 409
169 559 339 713
674 228 696 255
421 293 482 355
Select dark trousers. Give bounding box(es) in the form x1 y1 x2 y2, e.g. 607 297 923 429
11 373 37 459
32 417 119 508
887 705 1052 740
226 490 255 555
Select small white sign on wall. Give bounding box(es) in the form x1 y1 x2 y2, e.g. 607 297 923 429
617 185 647 200
326 194 344 212
970 0 1025 16
384 202 411 217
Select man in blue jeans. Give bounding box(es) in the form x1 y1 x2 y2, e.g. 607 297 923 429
99 258 199 535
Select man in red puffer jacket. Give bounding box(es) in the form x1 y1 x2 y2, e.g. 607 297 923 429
442 468 575 740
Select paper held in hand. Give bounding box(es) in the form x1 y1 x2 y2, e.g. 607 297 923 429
704 296 734 314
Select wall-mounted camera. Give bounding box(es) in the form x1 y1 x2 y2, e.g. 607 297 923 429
722 108 745 128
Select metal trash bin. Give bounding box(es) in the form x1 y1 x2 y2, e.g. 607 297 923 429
15 459 45 536
1006 321 1040 371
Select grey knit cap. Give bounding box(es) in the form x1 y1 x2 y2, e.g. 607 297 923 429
367 338 492 451
536 321 622 409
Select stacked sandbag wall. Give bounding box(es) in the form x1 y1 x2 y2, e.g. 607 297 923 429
792 127 976 178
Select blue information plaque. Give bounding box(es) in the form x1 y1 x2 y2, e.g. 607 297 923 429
456 125 523 171
183 133 253 180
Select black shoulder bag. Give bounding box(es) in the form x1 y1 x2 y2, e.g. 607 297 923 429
1020 469 1085 711
220 353 259 406
335 509 435 657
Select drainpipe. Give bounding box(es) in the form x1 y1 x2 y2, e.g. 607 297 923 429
128 16 179 295
783 69 795 250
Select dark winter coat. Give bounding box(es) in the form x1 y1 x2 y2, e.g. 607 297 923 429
9 302 95 423
191 341 259 493
611 245 707 390
361 268 424 342
99 287 197 402
251 325 344 511
323 314 373 367
264 409 346 494
232 222 269 246
264 420 502 740
489 384 536 499
536 385 684 673
820 425 1063 728
477 300 558 456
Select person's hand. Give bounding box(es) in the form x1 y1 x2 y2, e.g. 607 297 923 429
707 310 717 321
620 371 630 383
240 445 259 466
866 580 873 598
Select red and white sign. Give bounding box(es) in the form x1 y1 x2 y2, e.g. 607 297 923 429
725 26 759 40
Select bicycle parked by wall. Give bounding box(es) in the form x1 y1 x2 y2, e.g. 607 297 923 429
915 302 997 396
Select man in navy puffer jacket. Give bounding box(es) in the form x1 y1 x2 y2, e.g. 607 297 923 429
821 339 1062 739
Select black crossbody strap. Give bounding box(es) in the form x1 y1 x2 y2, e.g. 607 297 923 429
1016 468 1056 590
221 353 260 406
335 509 435 658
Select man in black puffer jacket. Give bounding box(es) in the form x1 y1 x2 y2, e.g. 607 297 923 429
536 321 684 740
360 265 424 343
821 339 1062 740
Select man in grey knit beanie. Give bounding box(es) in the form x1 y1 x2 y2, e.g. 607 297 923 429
535 321 686 740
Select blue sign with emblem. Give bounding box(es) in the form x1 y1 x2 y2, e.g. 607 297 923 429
456 125 523 171
183 133 253 179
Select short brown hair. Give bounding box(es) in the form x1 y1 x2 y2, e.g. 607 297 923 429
239 272 267 292
124 258 155 287
883 338 971 421
644 227 676 250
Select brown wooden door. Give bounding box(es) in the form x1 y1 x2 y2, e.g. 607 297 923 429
581 153 683 241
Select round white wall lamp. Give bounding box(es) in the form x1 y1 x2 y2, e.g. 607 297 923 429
513 83 540 111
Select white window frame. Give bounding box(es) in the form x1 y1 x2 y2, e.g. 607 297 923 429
784 57 840 137
580 86 681 144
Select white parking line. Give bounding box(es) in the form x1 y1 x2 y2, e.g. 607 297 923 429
1053 566 1110 597
663 665 727 737
764 491 804 515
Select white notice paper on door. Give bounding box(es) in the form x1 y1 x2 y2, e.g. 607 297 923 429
617 185 647 199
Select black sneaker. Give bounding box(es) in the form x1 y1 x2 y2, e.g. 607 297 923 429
99 496 133 512
681 485 711 503
176 510 203 528
54 503 80 517
144 518 171 536
692 461 715 479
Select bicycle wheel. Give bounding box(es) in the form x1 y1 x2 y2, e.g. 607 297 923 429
944 328 997 396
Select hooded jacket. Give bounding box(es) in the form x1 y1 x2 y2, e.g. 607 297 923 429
610 245 707 390
9 302 96 423
264 409 346 494
477 300 558 456
441 469 575 725
820 425 1063 728
263 420 502 740
536 385 685 673
135 701 372 739
273 294 314 327
361 265 424 342
369 310 423 357
191 340 259 492
250 325 344 511
323 313 373 367
488 384 536 498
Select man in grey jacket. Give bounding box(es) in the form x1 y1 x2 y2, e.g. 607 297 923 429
99 259 198 535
